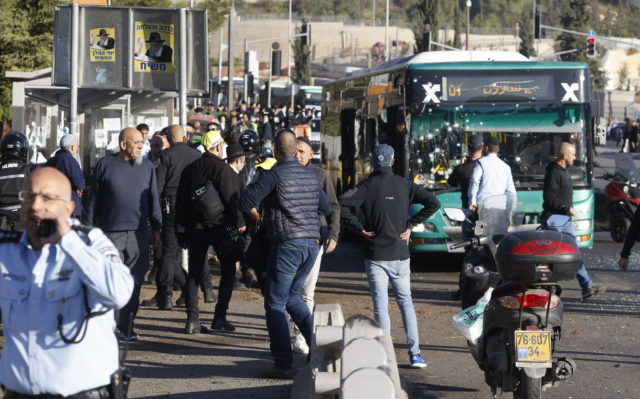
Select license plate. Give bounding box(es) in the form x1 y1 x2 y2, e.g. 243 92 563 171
514 330 552 365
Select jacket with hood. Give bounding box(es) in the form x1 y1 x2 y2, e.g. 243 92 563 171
542 161 573 219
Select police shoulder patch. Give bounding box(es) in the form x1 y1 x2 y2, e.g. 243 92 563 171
0 230 21 243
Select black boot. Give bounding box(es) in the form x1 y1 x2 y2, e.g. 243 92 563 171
158 292 173 310
203 287 217 303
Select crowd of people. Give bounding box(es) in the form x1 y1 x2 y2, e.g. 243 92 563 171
0 104 635 398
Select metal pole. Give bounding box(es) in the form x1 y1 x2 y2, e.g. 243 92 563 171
243 39 248 103
70 4 79 135
179 8 187 127
372 0 375 26
466 1 471 50
217 27 223 106
227 5 235 110
288 0 293 108
384 0 389 60
268 49 273 108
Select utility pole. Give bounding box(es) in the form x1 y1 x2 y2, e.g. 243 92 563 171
288 0 293 107
384 0 389 60
227 4 235 110
217 26 223 106
466 0 471 50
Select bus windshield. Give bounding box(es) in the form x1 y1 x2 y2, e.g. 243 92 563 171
409 103 590 189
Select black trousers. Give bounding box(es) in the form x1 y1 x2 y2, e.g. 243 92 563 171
106 228 150 335
157 213 187 295
185 226 236 321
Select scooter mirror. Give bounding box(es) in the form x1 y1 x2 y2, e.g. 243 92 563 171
547 214 571 228
444 208 466 222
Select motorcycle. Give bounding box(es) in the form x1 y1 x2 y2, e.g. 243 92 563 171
598 154 640 242
445 195 578 399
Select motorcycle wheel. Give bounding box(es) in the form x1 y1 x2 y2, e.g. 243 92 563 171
513 372 542 399
610 216 630 243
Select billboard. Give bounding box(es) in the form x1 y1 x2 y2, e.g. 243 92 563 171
53 5 208 93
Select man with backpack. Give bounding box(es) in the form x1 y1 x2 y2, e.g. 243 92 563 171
176 130 246 334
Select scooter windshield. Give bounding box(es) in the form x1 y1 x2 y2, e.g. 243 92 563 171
478 194 518 239
614 153 640 182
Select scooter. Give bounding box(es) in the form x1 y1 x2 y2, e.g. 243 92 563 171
445 196 577 399
598 154 640 242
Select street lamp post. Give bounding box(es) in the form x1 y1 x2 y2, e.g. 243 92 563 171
466 0 471 51
288 0 293 107
384 0 389 61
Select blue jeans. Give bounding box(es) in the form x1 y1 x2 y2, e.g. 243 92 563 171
264 238 320 370
542 219 593 293
365 258 421 355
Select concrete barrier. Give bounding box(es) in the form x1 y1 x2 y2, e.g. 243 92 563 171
291 305 407 399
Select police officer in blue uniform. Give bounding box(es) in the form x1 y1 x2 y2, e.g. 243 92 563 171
0 167 134 398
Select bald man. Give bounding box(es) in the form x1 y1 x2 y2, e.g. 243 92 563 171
239 130 330 378
0 167 133 397
87 127 162 340
154 125 205 310
542 142 605 301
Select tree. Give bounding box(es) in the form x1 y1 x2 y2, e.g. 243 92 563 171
292 26 311 86
0 0 59 129
518 8 536 58
557 0 605 90
412 0 439 53
453 0 462 49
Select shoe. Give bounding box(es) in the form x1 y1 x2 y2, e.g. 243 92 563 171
260 368 297 379
409 353 427 369
292 335 309 355
176 294 186 307
210 318 236 332
185 321 202 334
241 268 259 287
234 280 247 290
141 296 158 307
582 285 607 301
158 293 173 310
203 288 217 303
116 330 140 342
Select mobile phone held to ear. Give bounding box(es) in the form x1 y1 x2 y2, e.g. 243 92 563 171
37 220 56 237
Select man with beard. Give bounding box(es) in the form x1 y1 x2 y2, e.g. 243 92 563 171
87 127 162 341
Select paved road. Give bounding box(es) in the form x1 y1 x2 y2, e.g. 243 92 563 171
121 142 640 399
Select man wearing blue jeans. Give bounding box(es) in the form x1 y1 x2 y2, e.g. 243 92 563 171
340 144 440 368
542 142 605 300
239 130 329 379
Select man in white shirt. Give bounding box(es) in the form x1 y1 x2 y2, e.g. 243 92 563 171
468 136 517 212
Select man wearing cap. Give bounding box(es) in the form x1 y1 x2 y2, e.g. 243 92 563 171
144 32 173 63
340 144 440 369
155 125 204 310
45 133 85 220
468 136 517 212
176 130 246 334
448 135 484 210
290 135 340 355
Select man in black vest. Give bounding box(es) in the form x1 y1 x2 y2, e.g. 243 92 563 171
0 132 33 230
239 131 329 379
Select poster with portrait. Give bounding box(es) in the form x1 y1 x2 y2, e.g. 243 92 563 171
89 27 116 63
133 21 174 73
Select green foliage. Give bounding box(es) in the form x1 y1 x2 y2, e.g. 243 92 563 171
412 0 439 53
298 0 368 20
558 0 593 62
518 8 536 58
452 1 462 49
0 0 60 127
293 27 311 85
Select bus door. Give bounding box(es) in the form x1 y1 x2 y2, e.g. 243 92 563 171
340 109 357 192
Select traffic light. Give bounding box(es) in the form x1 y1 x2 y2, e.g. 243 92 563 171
534 9 542 39
586 37 596 57
301 20 310 47
271 49 282 75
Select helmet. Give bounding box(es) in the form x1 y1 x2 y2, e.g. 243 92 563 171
0 131 29 162
260 147 274 158
239 129 260 153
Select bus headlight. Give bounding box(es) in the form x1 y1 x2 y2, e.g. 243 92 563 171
411 223 437 233
412 224 425 232
573 220 592 231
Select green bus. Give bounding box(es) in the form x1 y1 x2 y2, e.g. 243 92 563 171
321 51 594 253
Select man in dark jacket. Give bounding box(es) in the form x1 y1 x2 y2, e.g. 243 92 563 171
45 134 85 220
542 142 605 300
155 125 205 309
87 127 162 341
0 132 34 230
239 131 329 379
176 130 246 334
290 136 340 355
340 144 440 369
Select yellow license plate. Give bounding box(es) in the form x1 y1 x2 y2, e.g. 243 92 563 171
515 330 552 363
